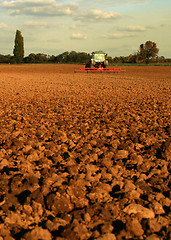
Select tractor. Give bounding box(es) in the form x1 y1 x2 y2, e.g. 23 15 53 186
85 51 109 68
74 50 125 73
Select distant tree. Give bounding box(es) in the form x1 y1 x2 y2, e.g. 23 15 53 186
13 30 24 63
107 56 113 64
139 41 159 63
48 55 56 63
67 51 77 62
24 53 36 63
0 54 13 63
24 53 48 63
62 51 69 63
127 54 137 63
70 52 90 64
113 56 120 63
35 53 48 63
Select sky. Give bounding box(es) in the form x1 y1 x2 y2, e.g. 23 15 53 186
0 0 171 57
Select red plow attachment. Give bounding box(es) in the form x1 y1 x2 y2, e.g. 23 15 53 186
74 67 125 73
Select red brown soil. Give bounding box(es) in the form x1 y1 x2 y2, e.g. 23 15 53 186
0 64 170 240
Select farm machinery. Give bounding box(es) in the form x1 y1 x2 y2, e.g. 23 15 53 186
74 51 125 73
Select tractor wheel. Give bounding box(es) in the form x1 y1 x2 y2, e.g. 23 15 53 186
101 62 106 68
94 63 100 68
85 63 89 68
85 62 91 68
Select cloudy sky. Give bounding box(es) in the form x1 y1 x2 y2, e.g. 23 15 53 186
0 0 170 57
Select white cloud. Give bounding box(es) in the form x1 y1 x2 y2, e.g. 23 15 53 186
1 0 56 8
70 23 87 29
24 21 48 27
78 0 149 8
21 6 72 16
75 9 122 22
1 0 78 16
71 33 87 40
118 25 146 32
0 23 8 29
71 25 77 29
102 33 136 39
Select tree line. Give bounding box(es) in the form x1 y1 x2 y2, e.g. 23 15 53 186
0 30 170 64
1 51 170 64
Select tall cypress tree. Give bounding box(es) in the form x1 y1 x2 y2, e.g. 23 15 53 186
13 30 24 64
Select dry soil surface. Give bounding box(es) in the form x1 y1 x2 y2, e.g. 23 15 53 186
0 64 170 240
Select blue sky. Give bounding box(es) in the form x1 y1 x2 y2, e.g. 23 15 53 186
0 0 170 57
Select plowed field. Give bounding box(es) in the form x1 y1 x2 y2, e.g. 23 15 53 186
0 64 170 240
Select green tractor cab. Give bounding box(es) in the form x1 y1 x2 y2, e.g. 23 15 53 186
86 51 109 68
